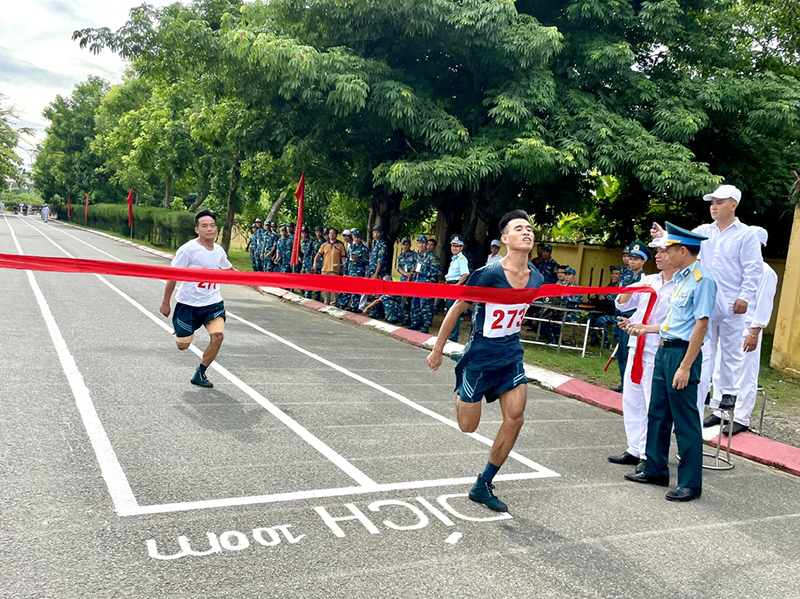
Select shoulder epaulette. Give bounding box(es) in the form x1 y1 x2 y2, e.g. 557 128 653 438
694 269 703 282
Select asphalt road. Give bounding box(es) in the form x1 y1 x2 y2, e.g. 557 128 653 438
2 214 800 599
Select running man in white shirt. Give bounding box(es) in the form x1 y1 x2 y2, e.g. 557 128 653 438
159 209 261 388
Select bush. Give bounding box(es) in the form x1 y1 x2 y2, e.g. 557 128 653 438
79 203 196 249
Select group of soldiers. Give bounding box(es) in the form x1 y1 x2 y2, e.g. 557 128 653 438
247 220 449 333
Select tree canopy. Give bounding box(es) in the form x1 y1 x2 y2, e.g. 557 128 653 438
29 0 800 256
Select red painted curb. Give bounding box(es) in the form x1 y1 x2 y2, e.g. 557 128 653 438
390 328 434 346
341 312 373 325
554 379 623 413
710 432 800 477
300 299 326 310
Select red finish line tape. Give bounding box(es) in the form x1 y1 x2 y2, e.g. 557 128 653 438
0 252 657 383
0 252 654 307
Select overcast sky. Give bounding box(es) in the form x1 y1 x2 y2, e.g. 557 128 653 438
1 0 173 165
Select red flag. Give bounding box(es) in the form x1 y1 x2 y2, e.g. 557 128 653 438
85 193 89 222
290 173 305 266
67 197 71 219
126 188 133 227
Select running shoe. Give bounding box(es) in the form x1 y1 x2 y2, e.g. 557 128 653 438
191 368 213 388
468 476 508 512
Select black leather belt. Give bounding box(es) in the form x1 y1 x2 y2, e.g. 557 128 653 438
660 339 690 348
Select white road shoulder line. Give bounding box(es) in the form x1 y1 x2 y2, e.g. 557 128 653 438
19 218 375 489
4 216 138 515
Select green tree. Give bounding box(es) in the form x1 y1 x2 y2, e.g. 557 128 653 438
33 76 119 204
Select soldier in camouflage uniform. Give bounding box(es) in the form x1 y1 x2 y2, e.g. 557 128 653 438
409 236 441 334
274 225 292 273
339 229 370 311
262 222 278 272
304 226 325 300
396 237 417 322
362 275 404 324
533 242 559 284
369 225 388 278
286 223 297 273
249 223 260 271
251 219 265 271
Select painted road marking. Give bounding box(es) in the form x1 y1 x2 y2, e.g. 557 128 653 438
19 219 560 515
3 216 139 515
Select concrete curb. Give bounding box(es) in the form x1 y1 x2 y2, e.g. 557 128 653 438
55 220 800 478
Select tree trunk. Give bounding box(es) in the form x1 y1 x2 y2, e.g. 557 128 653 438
266 191 287 223
188 169 211 212
433 193 469 264
164 173 173 208
368 191 402 268
220 153 242 253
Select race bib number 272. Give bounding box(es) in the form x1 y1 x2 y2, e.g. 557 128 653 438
482 303 529 338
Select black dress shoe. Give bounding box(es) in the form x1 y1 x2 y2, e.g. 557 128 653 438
636 460 646 474
702 414 722 428
624 472 669 486
718 394 737 410
610 385 623 393
665 487 702 502
722 422 749 435
608 451 640 465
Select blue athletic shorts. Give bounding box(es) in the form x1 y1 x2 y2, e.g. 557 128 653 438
454 360 528 404
172 301 226 338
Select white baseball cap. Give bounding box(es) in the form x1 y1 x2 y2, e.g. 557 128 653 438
703 184 742 203
490 239 501 247
342 229 352 235
750 225 768 247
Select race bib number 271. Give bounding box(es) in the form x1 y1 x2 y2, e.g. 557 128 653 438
482 303 529 338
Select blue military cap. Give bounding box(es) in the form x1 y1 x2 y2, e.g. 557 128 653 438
251 223 258 229
383 274 393 281
541 243 552 252
417 235 428 242
664 221 707 247
314 225 323 232
279 224 287 231
628 240 651 261
351 228 362 238
565 267 576 275
450 234 465 245
609 265 622 272
373 224 383 232
301 225 309 232
287 222 295 228
254 218 262 223
622 244 631 255
401 237 411 244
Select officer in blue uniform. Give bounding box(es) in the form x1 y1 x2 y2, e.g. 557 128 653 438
275 225 292 273
262 222 278 272
396 237 417 322
445 234 471 342
624 223 716 502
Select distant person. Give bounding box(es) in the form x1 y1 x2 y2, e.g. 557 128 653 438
533 243 558 283
160 209 262 388
313 227 346 305
486 239 503 265
41 204 50 223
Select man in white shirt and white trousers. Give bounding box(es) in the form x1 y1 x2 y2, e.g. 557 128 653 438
607 237 676 471
711 225 778 434
668 185 762 424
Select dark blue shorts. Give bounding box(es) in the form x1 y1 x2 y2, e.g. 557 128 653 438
454 360 528 404
173 301 226 338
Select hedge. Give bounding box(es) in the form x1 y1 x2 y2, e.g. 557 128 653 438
65 203 196 249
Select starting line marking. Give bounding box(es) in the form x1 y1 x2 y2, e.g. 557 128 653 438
13 217 561 516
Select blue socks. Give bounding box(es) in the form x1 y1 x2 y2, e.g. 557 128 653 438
481 461 501 483
198 363 208 374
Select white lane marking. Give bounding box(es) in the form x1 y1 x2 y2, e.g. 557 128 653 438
445 532 462 545
18 218 375 488
123 472 551 516
30 220 558 476
24 221 560 513
225 311 559 476
3 216 139 515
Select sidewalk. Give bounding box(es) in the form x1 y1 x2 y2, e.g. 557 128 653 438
60 221 800 478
